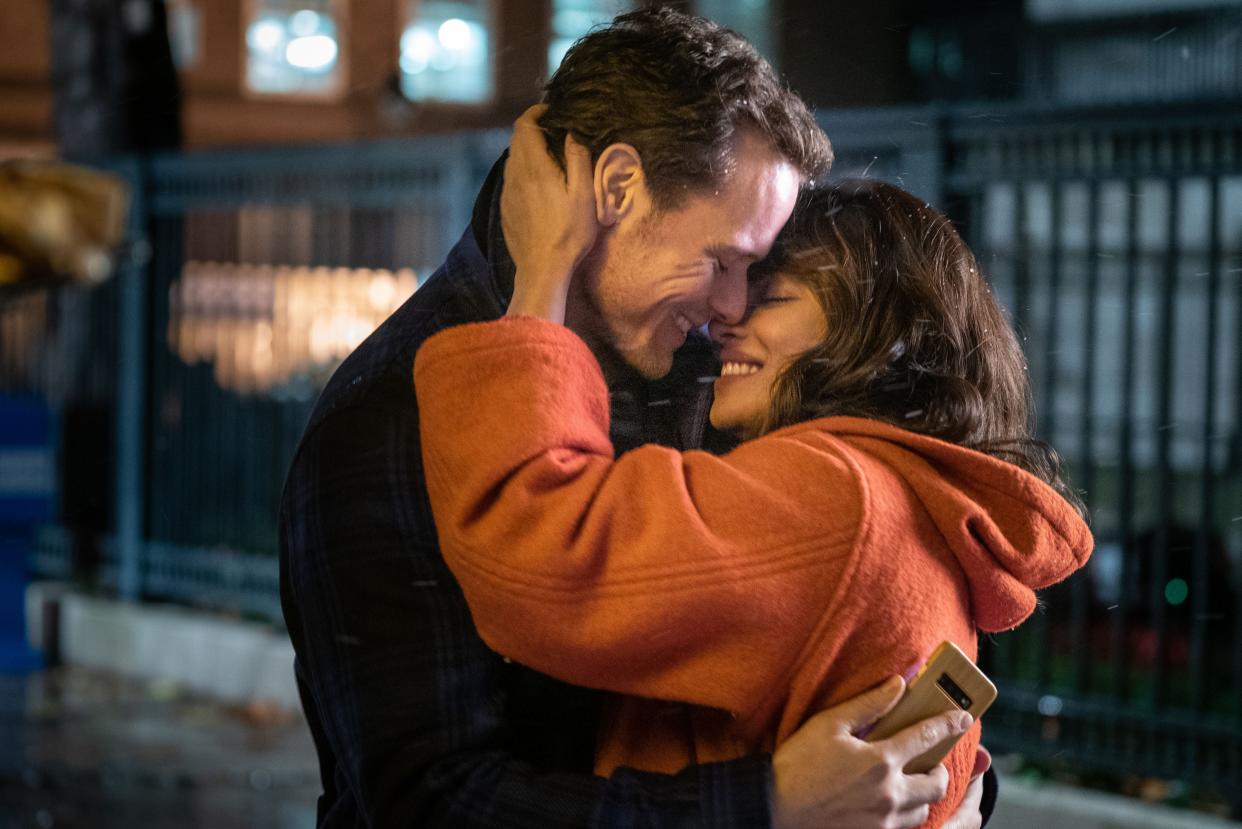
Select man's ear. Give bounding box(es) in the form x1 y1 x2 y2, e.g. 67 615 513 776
593 143 645 227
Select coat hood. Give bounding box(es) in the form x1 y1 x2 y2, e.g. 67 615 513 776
823 417 1093 633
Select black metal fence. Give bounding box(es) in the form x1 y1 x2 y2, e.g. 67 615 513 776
939 103 1242 811
3 101 1240 812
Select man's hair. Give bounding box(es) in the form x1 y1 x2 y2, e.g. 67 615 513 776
538 7 832 209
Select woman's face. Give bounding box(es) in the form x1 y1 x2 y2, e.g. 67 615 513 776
708 273 827 437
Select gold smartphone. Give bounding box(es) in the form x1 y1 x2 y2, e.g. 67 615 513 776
864 641 997 773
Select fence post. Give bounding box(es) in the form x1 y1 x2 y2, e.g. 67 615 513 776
115 155 150 600
441 138 474 261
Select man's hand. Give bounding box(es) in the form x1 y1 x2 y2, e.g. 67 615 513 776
770 676 973 829
501 104 598 322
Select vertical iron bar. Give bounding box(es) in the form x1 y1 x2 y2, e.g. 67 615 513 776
1150 177 1180 710
1035 179 1063 690
212 322 230 549
998 177 1029 683
188 313 207 548
1189 175 1220 715
149 215 175 547
116 157 150 601
1013 181 1031 357
1073 178 1100 695
444 141 472 259
146 222 165 545
1233 186 1242 732
172 217 189 545
269 399 287 552
1112 180 1140 703
1040 180 1063 458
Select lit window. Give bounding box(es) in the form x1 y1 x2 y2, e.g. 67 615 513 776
399 1 494 104
244 0 345 97
548 0 633 74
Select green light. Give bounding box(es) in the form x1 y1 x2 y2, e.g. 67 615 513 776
1165 578 1189 606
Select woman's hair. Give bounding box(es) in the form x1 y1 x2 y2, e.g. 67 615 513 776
755 179 1081 510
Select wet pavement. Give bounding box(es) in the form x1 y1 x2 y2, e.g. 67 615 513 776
4 668 1234 828
0 667 318 829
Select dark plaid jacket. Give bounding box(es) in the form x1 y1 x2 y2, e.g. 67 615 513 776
278 159 770 827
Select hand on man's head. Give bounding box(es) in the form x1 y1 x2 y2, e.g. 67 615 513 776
501 105 599 322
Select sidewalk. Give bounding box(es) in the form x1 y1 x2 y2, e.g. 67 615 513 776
11 586 1240 829
992 774 1241 829
5 666 1240 829
0 667 318 829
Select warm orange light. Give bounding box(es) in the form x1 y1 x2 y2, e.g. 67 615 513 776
170 261 418 395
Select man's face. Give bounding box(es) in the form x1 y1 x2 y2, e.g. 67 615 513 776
575 130 801 379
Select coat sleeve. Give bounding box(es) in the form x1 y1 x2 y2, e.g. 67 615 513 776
281 370 773 828
414 316 865 718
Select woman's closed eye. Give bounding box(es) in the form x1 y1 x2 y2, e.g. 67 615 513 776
752 293 795 308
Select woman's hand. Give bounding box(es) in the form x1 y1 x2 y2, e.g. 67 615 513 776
501 104 598 323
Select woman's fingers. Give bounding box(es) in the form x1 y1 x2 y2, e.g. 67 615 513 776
502 105 597 259
501 105 599 320
563 134 595 228
508 105 555 180
822 674 906 735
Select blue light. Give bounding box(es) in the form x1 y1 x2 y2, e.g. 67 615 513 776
289 9 322 36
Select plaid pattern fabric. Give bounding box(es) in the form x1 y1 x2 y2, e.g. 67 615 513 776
278 158 771 827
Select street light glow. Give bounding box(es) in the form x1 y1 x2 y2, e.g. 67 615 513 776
246 18 285 53
438 18 472 50
285 34 338 71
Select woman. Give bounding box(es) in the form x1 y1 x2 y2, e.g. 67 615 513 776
413 139 1092 827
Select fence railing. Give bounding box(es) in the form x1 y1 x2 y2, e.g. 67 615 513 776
5 101 1241 813
936 102 1242 811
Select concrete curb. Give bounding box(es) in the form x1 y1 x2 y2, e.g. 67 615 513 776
25 582 299 711
992 774 1239 828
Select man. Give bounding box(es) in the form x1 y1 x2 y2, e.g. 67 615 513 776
280 9 991 827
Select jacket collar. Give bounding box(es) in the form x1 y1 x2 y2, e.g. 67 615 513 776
471 152 516 314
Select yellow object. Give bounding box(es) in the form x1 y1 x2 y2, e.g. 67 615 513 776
0 161 129 290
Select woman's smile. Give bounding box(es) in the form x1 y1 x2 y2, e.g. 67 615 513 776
718 360 763 377
709 275 827 435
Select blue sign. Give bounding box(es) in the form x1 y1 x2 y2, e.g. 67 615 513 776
0 395 55 525
0 394 54 672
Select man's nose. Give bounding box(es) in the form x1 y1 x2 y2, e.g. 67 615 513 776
707 265 748 325
708 316 744 345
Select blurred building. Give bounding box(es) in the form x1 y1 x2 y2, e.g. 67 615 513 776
0 0 779 152
5 0 1242 154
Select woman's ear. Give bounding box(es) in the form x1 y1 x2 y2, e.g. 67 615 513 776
593 144 645 227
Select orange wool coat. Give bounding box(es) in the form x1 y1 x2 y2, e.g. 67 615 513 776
414 316 1093 827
